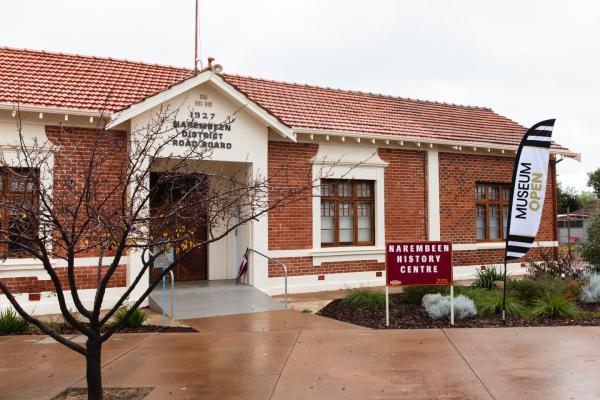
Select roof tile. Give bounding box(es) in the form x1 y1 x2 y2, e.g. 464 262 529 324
0 46 565 149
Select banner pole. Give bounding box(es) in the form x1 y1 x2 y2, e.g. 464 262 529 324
502 258 508 321
450 285 454 326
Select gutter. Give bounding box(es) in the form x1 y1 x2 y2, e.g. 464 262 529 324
0 103 110 118
293 128 581 161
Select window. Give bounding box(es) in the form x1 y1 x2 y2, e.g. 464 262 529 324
475 183 510 241
320 179 374 246
0 168 39 256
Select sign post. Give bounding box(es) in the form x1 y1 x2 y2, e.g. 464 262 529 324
385 241 453 326
385 285 390 327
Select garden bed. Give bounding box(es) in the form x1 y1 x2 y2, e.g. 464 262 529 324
318 293 600 329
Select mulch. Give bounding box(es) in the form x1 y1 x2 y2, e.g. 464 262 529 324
317 293 600 329
52 388 153 400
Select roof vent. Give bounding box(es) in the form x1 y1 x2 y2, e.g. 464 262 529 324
208 57 223 74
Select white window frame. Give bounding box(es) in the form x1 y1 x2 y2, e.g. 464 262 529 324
311 143 387 254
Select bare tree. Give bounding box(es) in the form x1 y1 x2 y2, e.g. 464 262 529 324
0 102 342 400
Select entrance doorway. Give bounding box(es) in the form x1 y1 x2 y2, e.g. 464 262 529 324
149 172 208 281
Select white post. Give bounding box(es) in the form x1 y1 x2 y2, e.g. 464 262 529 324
450 285 455 326
385 285 390 327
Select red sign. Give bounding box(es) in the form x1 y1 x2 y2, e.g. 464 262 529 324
386 241 453 286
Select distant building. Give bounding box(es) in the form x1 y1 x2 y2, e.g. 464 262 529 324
558 203 599 244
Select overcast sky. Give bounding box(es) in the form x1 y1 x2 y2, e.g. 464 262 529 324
2 0 598 191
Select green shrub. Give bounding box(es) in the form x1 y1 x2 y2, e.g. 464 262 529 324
471 290 526 317
508 277 574 305
580 210 600 271
529 292 582 319
0 308 29 334
342 288 386 310
300 308 312 314
403 286 449 305
508 278 542 306
472 266 504 289
112 305 149 328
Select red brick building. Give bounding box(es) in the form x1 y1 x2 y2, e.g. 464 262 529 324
0 47 578 314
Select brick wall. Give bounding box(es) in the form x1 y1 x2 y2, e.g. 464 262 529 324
453 247 553 266
1 265 127 297
439 152 557 243
379 148 428 242
268 257 383 277
268 141 318 250
0 126 129 301
439 152 557 266
46 125 128 258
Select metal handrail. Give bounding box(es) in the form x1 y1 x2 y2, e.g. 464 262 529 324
168 269 175 325
161 269 175 326
247 248 288 308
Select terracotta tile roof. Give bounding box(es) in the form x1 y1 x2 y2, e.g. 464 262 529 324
0 47 193 112
0 46 567 150
221 74 529 147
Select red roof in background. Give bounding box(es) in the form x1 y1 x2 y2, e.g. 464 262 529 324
561 202 600 219
0 46 566 149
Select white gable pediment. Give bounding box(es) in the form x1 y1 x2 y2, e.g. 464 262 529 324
107 70 294 142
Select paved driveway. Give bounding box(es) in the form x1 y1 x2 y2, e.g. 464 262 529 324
1 311 600 399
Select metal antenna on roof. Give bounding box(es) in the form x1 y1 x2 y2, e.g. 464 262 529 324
194 0 201 73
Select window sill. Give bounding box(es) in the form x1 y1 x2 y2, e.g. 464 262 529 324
311 246 385 257
310 246 385 266
0 258 46 271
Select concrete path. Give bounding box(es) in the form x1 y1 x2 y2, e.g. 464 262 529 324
2 311 600 399
148 280 284 319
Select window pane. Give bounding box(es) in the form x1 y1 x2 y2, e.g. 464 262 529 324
320 201 335 244
338 202 353 242
489 205 500 239
338 182 352 197
476 205 486 240
357 202 372 242
10 175 35 193
488 185 499 200
8 208 35 252
476 185 486 200
501 186 511 201
356 181 372 198
321 181 333 197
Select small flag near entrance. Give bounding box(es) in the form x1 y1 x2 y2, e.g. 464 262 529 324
236 248 249 283
505 119 555 260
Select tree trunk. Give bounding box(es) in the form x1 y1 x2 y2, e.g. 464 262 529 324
86 338 103 400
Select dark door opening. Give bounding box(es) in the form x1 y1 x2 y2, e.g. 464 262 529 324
149 172 208 281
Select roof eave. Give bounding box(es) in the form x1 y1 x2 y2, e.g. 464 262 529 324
292 128 581 161
0 103 110 118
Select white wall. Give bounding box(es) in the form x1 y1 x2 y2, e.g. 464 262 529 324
130 81 272 289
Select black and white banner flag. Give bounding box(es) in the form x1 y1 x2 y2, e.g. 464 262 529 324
505 119 555 260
